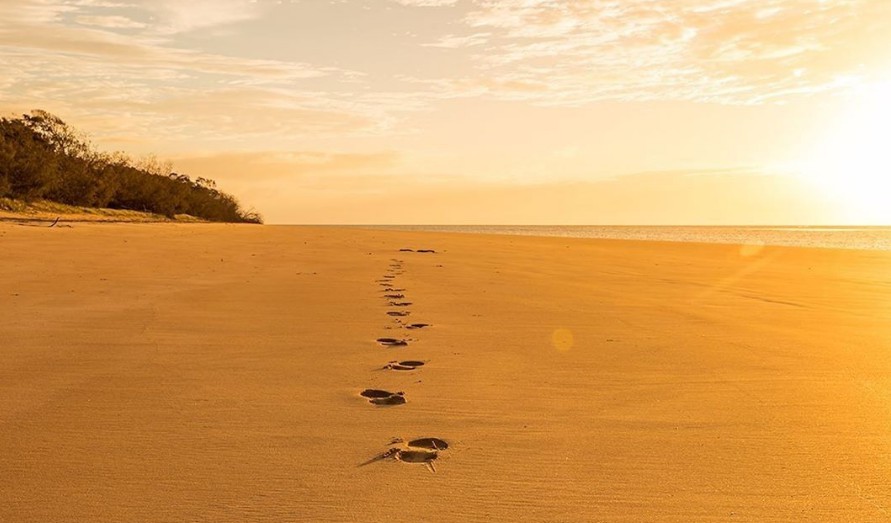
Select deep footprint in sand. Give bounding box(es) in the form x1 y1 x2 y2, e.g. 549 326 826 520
377 337 409 347
395 449 437 468
383 360 426 371
404 323 430 330
360 437 449 472
360 389 406 406
399 248 436 253
384 294 405 299
387 311 410 317
388 302 412 307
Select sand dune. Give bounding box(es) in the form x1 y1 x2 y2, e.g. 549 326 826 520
2 223 890 521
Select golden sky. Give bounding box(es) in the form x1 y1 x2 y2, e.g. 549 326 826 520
2 0 890 224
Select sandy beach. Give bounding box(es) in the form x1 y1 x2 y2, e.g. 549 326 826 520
2 223 890 522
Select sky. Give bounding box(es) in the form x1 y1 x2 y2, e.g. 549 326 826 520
1 0 890 224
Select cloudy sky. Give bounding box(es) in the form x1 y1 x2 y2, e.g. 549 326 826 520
2 0 890 223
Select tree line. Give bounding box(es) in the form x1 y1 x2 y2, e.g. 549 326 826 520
0 110 262 223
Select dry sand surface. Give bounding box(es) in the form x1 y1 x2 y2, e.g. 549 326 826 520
2 223 890 522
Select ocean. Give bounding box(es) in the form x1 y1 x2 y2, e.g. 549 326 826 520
363 225 891 251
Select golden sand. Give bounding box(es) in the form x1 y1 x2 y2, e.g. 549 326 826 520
1 223 890 521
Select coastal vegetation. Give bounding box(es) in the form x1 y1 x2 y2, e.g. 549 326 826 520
0 110 261 223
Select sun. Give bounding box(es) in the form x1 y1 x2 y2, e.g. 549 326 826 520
795 81 891 224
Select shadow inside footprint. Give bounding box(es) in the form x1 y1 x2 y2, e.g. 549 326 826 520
384 360 425 371
360 389 406 406
384 294 405 299
361 389 395 398
407 437 448 450
377 337 408 347
388 302 412 307
405 323 430 330
387 311 410 317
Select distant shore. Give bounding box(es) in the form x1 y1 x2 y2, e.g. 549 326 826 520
2 223 890 521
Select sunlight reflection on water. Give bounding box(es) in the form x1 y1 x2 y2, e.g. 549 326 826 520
365 225 891 251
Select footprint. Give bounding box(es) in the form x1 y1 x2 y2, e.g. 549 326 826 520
360 389 406 406
382 288 406 292
395 449 438 469
383 360 426 371
377 337 408 347
361 389 396 399
387 311 410 317
404 323 430 330
388 302 412 307
359 447 437 471
384 294 405 299
399 248 436 253
360 437 449 472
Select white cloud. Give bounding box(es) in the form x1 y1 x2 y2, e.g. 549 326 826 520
423 32 489 48
2 0 889 159
75 15 146 29
391 0 459 6
144 0 265 34
438 0 891 105
0 0 391 150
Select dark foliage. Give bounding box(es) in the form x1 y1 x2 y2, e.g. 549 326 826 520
0 110 262 223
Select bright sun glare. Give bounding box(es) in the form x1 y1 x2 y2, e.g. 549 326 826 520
798 81 891 224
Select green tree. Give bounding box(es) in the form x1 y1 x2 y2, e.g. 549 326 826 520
0 118 57 200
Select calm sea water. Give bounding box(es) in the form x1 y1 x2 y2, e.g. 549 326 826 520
363 225 891 251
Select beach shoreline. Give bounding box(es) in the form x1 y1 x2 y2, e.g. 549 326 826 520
2 223 889 521
0 198 205 224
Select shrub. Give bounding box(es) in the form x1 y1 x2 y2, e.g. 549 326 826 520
0 111 262 223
